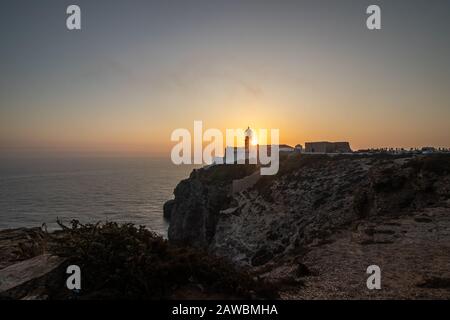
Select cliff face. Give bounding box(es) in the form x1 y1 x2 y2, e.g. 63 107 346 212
166 165 259 247
165 154 450 268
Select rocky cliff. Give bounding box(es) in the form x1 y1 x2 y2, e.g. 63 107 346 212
165 154 450 298
166 165 259 247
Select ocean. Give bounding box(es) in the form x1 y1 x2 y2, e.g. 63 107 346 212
0 157 197 236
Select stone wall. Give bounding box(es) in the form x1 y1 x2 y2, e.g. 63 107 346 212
232 170 261 194
305 141 352 153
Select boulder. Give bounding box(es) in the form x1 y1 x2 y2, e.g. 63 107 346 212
0 254 65 299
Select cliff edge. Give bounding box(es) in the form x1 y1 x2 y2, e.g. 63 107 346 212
165 154 450 298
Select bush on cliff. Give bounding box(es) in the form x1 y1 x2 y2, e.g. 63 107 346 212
49 220 276 299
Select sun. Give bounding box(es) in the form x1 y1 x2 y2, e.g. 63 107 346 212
251 136 258 146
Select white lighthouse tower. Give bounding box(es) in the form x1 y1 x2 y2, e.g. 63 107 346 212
244 126 254 153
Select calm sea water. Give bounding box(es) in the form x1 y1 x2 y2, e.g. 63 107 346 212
0 157 197 236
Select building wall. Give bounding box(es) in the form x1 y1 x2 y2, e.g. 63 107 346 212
305 142 328 153
333 142 352 153
305 142 352 153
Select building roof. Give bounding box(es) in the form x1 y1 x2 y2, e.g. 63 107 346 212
278 144 294 149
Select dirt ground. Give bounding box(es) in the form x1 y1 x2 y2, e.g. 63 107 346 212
279 207 450 299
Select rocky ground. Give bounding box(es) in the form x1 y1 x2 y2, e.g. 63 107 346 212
165 154 450 299
2 154 449 299
273 207 450 299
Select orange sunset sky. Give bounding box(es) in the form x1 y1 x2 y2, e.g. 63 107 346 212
1 0 449 157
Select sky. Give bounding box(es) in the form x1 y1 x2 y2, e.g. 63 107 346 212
1 0 449 156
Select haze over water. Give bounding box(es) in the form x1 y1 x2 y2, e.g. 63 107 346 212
0 157 197 236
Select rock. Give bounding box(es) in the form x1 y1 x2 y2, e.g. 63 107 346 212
417 277 450 289
446 199 450 208
163 199 176 221
167 177 226 247
295 263 314 277
251 247 274 267
166 164 258 247
259 263 307 287
220 207 240 216
0 227 47 269
0 254 65 299
414 217 433 223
